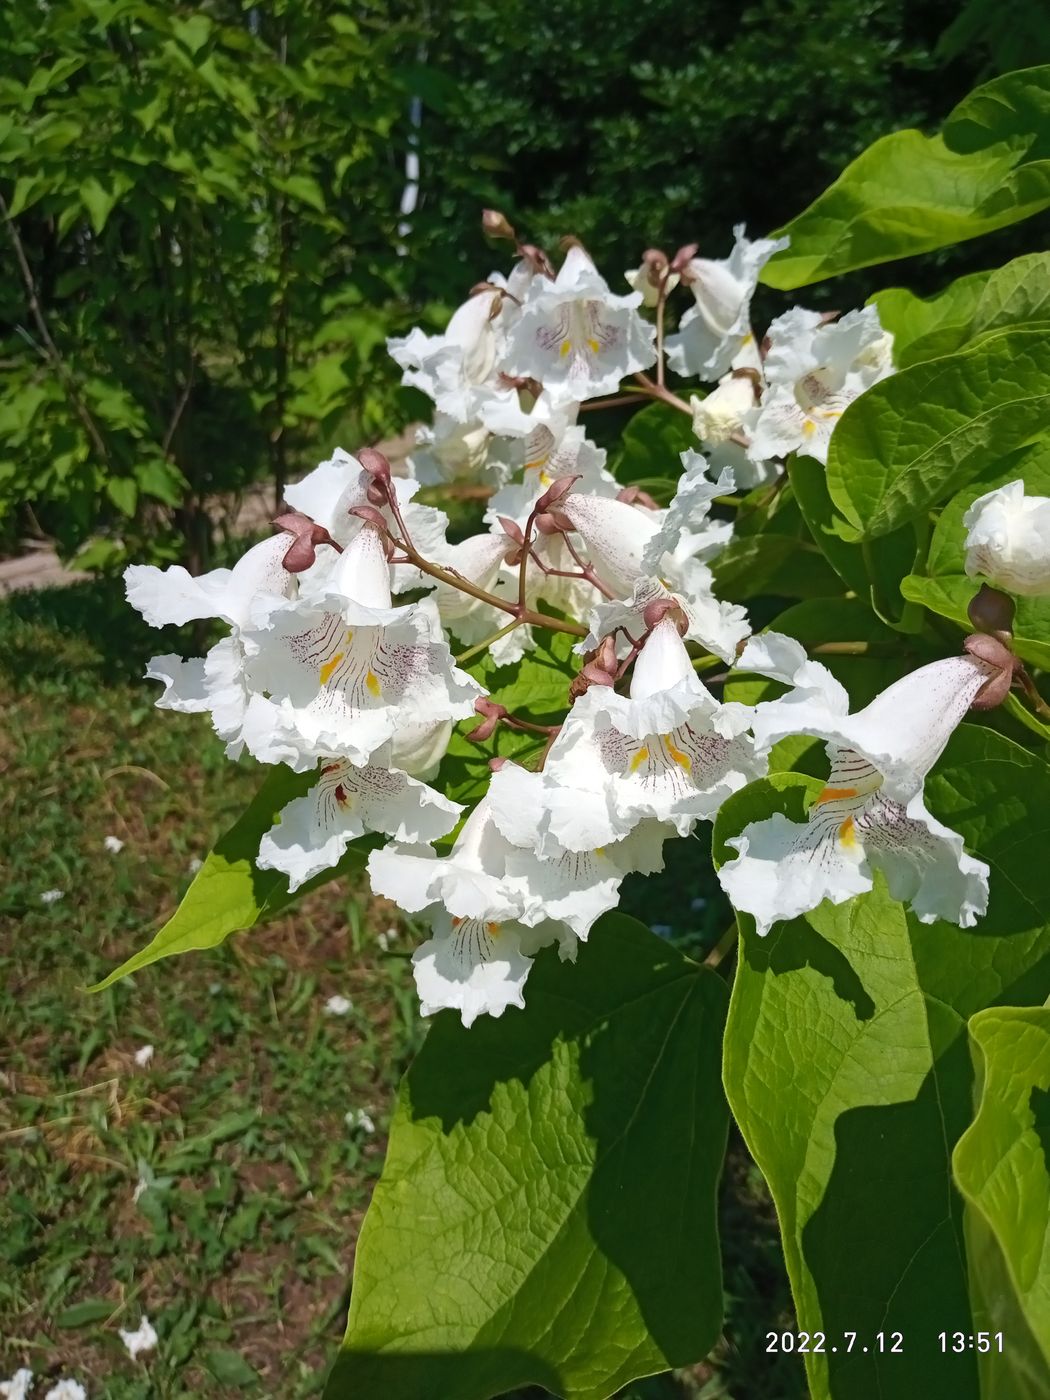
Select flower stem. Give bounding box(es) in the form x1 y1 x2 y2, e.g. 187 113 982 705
455 620 523 666
703 922 739 970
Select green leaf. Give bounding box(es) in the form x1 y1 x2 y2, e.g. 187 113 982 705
953 1007 1050 1387
327 913 728 1400
826 329 1050 539
203 1347 259 1387
874 254 1050 368
79 175 118 235
272 173 326 213
89 767 374 991
715 723 1050 1399
709 531 841 600
610 401 695 485
56 1298 113 1327
762 67 1050 289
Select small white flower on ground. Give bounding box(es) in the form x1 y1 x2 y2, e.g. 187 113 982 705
43 1383 87 1400
503 245 655 406
103 835 124 854
963 479 1050 597
133 1045 154 1068
666 225 788 381
1 1369 33 1400
39 889 64 906
324 995 353 1017
377 927 394 953
747 306 893 465
118 1317 158 1361
345 1108 376 1133
132 1171 150 1204
718 635 994 934
256 748 462 893
492 619 764 854
187 857 203 875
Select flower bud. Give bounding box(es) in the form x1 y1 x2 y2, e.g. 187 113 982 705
964 633 1021 711
466 697 507 743
535 474 580 513
497 516 526 546
482 208 516 241
643 596 687 634
535 509 572 535
616 485 660 511
671 243 700 275
569 635 619 699
517 243 554 279
273 511 337 573
963 480 1050 597
967 583 1015 640
357 447 392 481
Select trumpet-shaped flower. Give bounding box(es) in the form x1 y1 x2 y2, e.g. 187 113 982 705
430 530 528 665
482 394 613 523
257 748 462 892
284 446 448 593
666 225 788 381
747 306 893 465
690 373 777 487
491 620 764 854
238 525 483 769
964 479 1050 597
406 413 497 486
718 634 993 934
640 454 735 574
624 260 679 308
503 246 655 406
388 286 515 422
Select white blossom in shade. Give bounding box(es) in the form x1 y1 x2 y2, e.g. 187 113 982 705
388 718 453 782
494 620 764 856
429 529 531 665
665 225 788 381
103 835 125 854
345 1107 376 1133
237 526 483 770
367 802 571 1027
325 994 353 1016
39 889 64 905
406 413 508 488
581 572 750 667
257 749 462 893
503 245 656 406
387 287 516 423
125 532 292 631
1 1369 33 1400
133 1044 154 1067
43 1383 86 1400
747 305 894 466
284 446 449 595
963 479 1050 597
690 374 778 488
718 634 995 935
640 454 735 575
118 1317 158 1361
624 261 679 308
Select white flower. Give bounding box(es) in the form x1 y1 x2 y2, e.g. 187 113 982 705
187 857 203 875
257 749 462 893
324 994 353 1016
624 261 679 308
718 634 994 934
389 719 453 781
388 287 516 423
237 525 483 770
133 1044 154 1067
118 1317 158 1361
747 306 893 465
492 620 764 853
125 532 292 630
481 394 613 522
429 529 529 665
103 835 125 854
964 479 1050 597
39 889 64 906
367 802 572 1027
43 1383 86 1400
407 413 501 487
690 374 778 488
503 246 655 406
666 225 788 381
640 454 735 575
345 1107 376 1133
1 1369 33 1400
284 446 449 594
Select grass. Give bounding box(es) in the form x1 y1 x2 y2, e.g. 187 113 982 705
0 578 805 1400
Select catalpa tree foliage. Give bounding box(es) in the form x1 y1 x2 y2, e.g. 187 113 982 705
99 66 1050 1400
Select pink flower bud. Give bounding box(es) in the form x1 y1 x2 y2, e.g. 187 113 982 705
671 242 700 275
497 516 525 546
535 475 580 513
366 480 388 507
967 583 1015 640
535 510 572 535
348 504 389 532
616 485 660 511
357 447 391 480
466 696 507 743
273 512 337 573
518 243 554 279
964 633 1021 711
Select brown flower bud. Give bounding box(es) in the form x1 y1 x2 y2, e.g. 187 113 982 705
482 208 516 241
967 583 1015 640
964 632 1021 711
535 510 572 535
466 697 508 743
497 516 526 546
273 512 337 573
641 248 669 286
617 485 660 511
357 447 391 480
642 596 686 633
671 243 700 275
517 243 554 279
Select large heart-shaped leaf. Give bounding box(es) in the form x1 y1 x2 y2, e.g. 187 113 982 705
826 329 1050 539
326 913 729 1400
714 724 1050 1399
761 67 1050 289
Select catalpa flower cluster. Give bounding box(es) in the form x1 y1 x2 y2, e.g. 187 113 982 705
126 216 1037 1027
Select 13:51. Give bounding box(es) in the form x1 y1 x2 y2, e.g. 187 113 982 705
938 1332 1004 1353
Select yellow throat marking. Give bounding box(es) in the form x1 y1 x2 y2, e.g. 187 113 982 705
319 652 345 685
